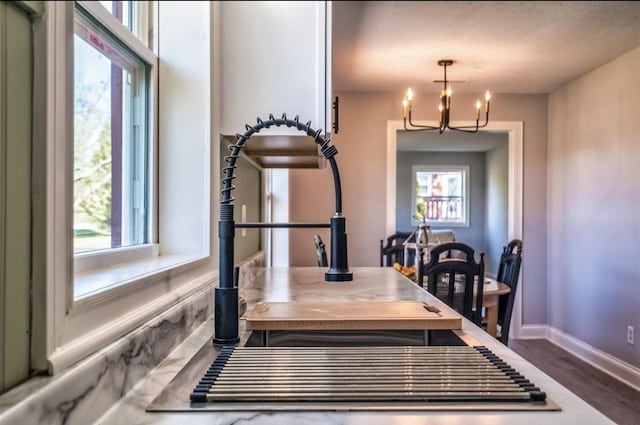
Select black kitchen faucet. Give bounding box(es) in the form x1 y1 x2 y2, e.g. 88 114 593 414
213 114 352 345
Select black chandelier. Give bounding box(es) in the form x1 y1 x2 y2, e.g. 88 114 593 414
402 59 491 133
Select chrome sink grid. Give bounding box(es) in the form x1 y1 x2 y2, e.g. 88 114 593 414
189 345 560 411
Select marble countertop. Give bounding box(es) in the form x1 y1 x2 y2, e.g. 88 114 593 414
94 267 615 425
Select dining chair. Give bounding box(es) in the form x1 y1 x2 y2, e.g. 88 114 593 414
379 231 412 266
496 239 523 345
313 234 328 267
421 242 485 326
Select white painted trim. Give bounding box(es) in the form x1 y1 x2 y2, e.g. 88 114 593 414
15 0 43 15
36 1 215 374
519 324 550 339
74 243 159 274
314 1 326 135
503 121 524 340
271 169 290 266
135 1 151 48
72 254 207 306
47 0 75 360
324 1 332 134
516 325 640 392
75 1 156 64
263 169 274 267
550 326 640 392
386 120 524 339
30 0 50 371
47 273 215 374
385 121 399 236
211 1 221 270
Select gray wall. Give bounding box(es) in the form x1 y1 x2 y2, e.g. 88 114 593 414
395 151 487 255
485 142 509 277
548 46 640 367
289 91 548 327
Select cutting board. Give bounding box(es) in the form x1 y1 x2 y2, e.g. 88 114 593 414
246 301 461 331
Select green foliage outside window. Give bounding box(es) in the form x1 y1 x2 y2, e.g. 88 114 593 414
73 36 113 242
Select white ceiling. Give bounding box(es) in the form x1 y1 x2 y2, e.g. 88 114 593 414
332 1 640 94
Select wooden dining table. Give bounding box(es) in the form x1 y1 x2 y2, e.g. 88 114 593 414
480 277 511 338
395 265 511 338
427 275 511 338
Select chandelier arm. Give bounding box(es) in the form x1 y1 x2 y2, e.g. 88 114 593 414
405 114 440 130
447 126 480 134
405 122 440 130
449 117 490 130
407 122 440 129
465 110 491 128
448 123 481 129
405 118 489 132
405 126 438 132
480 110 490 127
446 106 490 129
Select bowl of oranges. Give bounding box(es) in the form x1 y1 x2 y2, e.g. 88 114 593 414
392 262 416 281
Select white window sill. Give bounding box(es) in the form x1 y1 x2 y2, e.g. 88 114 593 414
74 254 206 302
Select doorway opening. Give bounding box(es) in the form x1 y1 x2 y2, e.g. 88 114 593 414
385 120 523 338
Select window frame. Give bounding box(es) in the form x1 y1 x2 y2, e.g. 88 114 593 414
71 1 162 301
31 1 215 374
411 164 470 227
72 0 155 263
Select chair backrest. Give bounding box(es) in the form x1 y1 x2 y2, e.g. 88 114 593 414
422 242 485 326
379 231 412 266
380 244 405 267
313 234 328 267
496 239 523 345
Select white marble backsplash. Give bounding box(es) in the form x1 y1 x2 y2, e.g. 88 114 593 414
0 285 212 425
237 251 267 290
0 251 265 425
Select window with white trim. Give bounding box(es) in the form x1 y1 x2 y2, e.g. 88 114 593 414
36 1 214 373
71 1 162 301
73 2 151 256
412 165 469 226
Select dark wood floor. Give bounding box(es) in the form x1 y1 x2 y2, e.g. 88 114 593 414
510 339 640 425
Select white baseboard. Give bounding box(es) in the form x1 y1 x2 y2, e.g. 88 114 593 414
518 324 549 339
517 324 640 392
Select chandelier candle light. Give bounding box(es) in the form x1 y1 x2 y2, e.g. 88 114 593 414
402 59 491 133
